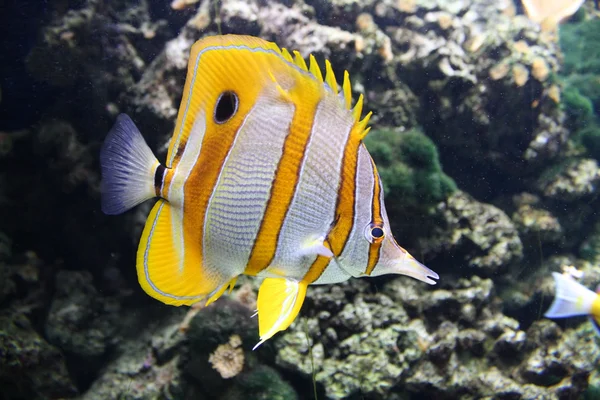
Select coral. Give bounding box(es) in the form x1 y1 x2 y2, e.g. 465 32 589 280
565 74 600 115
186 298 257 354
209 334 245 379
275 279 425 399
369 0 567 201
276 273 594 398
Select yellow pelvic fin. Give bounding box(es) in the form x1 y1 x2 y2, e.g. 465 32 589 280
136 199 208 306
205 276 238 306
254 278 308 349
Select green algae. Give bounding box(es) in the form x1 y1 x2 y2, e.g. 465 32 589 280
364 128 456 212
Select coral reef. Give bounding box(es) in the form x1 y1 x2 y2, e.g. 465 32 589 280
276 275 597 399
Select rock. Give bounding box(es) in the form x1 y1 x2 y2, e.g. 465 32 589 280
538 158 600 202
78 308 191 400
45 270 120 358
221 365 299 400
419 191 523 276
511 193 563 245
0 314 77 399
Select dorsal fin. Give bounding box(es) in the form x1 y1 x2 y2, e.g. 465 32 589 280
272 43 372 139
324 60 338 93
281 48 294 63
293 50 308 71
342 71 352 110
309 54 324 83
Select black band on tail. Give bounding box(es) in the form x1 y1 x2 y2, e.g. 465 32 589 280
154 164 166 196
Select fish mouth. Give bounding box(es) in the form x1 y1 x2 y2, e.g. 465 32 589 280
398 256 439 285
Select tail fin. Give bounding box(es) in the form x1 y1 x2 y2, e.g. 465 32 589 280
100 114 160 215
545 272 597 318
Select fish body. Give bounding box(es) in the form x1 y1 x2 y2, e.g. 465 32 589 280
545 272 600 336
100 35 438 347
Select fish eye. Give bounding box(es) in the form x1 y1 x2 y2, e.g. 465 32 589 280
214 91 238 124
364 223 385 244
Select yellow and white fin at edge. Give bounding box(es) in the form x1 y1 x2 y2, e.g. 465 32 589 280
253 278 308 350
545 272 597 319
205 276 238 306
136 199 208 306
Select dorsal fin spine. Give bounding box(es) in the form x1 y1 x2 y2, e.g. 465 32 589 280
309 55 324 82
293 50 308 71
281 48 294 63
343 71 352 110
325 60 338 94
275 46 372 138
357 112 373 140
352 94 364 122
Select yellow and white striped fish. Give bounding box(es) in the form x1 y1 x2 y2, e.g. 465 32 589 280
100 35 438 348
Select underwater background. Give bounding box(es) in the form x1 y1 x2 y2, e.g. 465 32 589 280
2 0 600 398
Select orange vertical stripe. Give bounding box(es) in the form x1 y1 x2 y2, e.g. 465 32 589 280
302 126 362 284
365 158 383 276
245 86 322 275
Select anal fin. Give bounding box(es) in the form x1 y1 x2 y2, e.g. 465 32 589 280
254 278 307 349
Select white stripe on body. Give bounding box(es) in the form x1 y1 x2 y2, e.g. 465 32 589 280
265 94 354 280
332 143 374 279
203 95 295 278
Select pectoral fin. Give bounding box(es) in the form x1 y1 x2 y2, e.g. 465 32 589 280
297 235 334 258
253 278 308 349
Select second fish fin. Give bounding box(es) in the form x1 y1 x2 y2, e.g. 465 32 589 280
545 272 597 318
